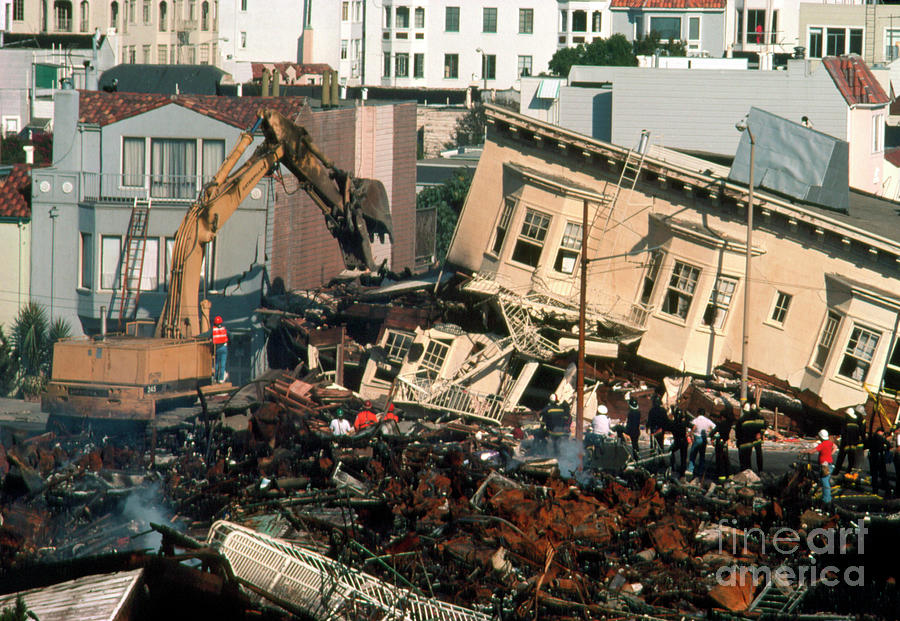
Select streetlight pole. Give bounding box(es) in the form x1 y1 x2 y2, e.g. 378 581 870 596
735 118 755 404
49 206 59 320
576 198 589 443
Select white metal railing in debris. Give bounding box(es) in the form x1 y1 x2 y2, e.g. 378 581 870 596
393 375 507 424
208 520 492 621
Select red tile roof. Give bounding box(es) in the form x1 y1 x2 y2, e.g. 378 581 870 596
77 91 309 128
251 62 333 83
0 164 31 219
822 56 890 106
610 0 725 8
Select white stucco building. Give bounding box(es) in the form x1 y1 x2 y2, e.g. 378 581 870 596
300 0 586 89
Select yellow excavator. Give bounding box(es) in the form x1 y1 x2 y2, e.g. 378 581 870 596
43 108 393 426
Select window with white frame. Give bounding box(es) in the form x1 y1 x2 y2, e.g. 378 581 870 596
418 339 450 379
201 139 225 182
341 40 348 59
650 16 681 41
383 6 391 27
383 330 414 362
881 338 900 393
159 2 167 31
101 235 122 290
886 28 900 61
554 222 582 274
809 26 862 58
341 1 348 21
383 52 391 77
592 10 601 32
838 325 880 382
240 31 246 48
122 137 145 187
812 311 841 371
80 232 93 289
142 0 149 23
688 16 700 50
2 117 19 137
808 27 823 58
139 238 159 290
662 261 700 320
158 43 167 63
873 114 884 153
199 43 209 64
703 276 737 330
770 291 792 325
560 9 567 32
240 0 246 10
518 55 532 77
639 250 663 306
414 6 424 28
511 208 551 267
150 138 196 198
353 1 361 21
492 198 516 254
13 0 24 21
142 44 150 63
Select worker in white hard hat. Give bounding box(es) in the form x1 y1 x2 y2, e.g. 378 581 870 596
592 404 612 437
833 405 865 476
806 429 835 510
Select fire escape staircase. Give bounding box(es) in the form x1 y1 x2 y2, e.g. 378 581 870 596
109 198 151 329
747 577 809 615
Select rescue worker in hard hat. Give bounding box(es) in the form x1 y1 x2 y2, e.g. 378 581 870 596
736 402 766 472
354 400 378 432
212 315 229 383
833 406 865 477
867 427 892 497
540 394 571 455
806 429 835 511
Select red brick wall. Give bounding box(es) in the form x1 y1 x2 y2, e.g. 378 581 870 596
390 102 416 273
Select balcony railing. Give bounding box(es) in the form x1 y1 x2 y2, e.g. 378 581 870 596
81 172 206 203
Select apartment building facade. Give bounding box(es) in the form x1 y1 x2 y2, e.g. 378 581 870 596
5 0 223 66
448 105 900 410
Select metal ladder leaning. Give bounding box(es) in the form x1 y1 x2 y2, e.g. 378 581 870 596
109 197 151 329
585 135 650 259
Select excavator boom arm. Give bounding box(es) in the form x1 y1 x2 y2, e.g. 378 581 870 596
156 108 393 339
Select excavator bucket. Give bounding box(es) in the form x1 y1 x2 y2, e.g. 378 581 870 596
258 108 393 272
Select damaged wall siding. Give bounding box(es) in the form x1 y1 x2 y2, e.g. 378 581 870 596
448 109 900 410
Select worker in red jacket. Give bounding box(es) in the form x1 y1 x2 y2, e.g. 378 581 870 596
354 400 378 431
381 403 399 423
212 315 228 383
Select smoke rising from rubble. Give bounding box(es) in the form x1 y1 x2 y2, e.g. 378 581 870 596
121 481 173 551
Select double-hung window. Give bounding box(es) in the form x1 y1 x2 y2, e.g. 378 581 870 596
661 261 700 320
151 138 197 198
445 6 459 32
483 7 496 33
838 325 880 382
519 8 533 34
812 311 841 371
511 208 550 267
122 137 146 187
418 340 450 379
770 292 792 325
553 222 582 275
703 276 737 330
